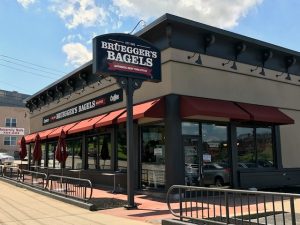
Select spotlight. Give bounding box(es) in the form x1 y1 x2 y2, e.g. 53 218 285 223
230 61 237 70
285 73 291 80
195 54 202 65
222 60 231 67
259 67 265 76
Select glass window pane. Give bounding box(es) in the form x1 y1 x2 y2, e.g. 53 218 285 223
141 125 165 189
87 136 98 170
237 127 256 168
99 134 111 170
257 127 274 167
117 127 127 170
47 143 56 168
202 123 229 165
5 118 11 127
11 137 16 146
182 122 199 135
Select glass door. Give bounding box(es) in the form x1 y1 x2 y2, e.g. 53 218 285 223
184 135 200 186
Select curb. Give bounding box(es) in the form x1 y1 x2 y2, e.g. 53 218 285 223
0 176 96 211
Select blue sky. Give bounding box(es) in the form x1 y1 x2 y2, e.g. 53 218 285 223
0 0 300 95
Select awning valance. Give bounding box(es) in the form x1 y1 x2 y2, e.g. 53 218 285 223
68 114 107 134
25 133 37 144
180 96 250 121
236 103 294 125
39 127 58 140
117 98 164 123
47 122 78 139
94 109 125 128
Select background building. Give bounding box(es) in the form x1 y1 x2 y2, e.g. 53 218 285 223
0 90 30 157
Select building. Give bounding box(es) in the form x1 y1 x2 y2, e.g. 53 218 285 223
24 14 300 191
0 90 30 157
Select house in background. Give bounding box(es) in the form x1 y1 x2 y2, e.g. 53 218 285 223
0 90 30 158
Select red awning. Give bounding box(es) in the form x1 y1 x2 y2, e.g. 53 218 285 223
117 98 165 123
68 114 107 134
236 103 294 125
47 122 78 139
25 133 37 144
39 127 59 140
94 109 125 128
180 96 250 121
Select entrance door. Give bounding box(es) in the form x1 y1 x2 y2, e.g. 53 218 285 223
183 135 201 186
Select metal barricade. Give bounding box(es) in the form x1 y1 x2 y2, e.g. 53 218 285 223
48 175 93 202
166 185 300 225
1 165 21 180
20 169 48 189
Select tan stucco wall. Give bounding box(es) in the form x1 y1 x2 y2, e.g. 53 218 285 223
29 47 300 168
279 109 300 168
0 106 30 155
29 56 172 132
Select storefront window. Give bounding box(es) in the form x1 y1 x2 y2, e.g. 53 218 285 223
117 127 127 170
87 136 98 169
182 122 199 135
202 123 229 166
99 134 111 170
66 139 82 169
41 144 46 167
237 127 255 168
141 125 165 189
237 126 274 168
47 143 60 168
257 127 274 167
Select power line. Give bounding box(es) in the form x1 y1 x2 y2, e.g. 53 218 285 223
0 80 30 93
0 58 62 78
0 63 56 80
0 54 66 74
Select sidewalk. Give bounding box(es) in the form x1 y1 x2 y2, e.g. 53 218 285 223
0 180 161 225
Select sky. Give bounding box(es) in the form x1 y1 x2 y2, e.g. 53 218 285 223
1 0 300 95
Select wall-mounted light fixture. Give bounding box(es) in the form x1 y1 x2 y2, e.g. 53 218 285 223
260 49 273 76
187 33 216 65
276 56 296 81
232 42 247 70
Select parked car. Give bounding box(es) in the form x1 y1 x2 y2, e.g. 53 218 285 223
185 163 230 187
0 153 14 165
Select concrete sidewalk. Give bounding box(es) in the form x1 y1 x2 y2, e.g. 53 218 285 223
0 181 152 225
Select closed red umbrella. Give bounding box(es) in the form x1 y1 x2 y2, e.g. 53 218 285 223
33 134 42 162
19 136 27 160
55 130 67 168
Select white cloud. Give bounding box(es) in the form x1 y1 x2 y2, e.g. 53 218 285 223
61 34 84 43
17 0 36 8
111 0 263 29
62 42 92 67
50 0 107 29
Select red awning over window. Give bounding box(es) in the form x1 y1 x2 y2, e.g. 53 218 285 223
180 96 250 121
68 114 107 134
94 109 126 128
117 98 165 123
39 127 59 140
25 133 37 144
236 103 294 125
47 122 78 139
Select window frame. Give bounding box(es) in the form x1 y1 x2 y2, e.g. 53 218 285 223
5 117 17 127
4 136 17 146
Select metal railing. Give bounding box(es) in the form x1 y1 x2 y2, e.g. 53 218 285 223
48 175 93 202
167 185 300 225
20 169 48 189
0 165 21 180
